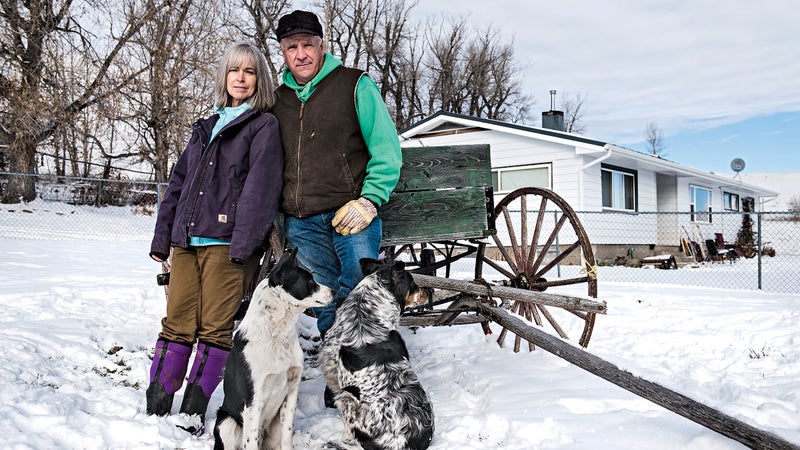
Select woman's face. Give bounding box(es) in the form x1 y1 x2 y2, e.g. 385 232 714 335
227 57 257 107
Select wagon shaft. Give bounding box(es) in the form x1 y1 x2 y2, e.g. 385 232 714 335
467 299 799 450
410 273 607 314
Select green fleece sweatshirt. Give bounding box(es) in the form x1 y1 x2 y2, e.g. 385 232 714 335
280 54 401 206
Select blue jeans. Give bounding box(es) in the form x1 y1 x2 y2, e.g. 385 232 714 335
284 212 382 335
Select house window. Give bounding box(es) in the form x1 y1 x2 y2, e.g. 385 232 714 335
690 185 712 223
492 164 551 193
601 165 636 211
723 192 740 211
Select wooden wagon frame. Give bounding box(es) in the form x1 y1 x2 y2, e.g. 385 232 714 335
254 144 796 449
378 144 603 350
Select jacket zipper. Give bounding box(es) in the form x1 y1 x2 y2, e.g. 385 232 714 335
186 111 255 234
187 140 213 236
295 102 304 216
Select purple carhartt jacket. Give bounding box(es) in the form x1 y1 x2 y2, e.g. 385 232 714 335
150 109 283 263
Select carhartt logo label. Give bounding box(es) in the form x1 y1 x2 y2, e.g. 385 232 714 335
218 214 228 223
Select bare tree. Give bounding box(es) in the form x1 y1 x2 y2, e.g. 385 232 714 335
464 25 531 122
424 16 468 116
423 17 530 123
351 0 418 127
259 5 532 128
46 47 117 177
236 0 292 85
0 0 167 203
118 0 229 182
644 121 668 157
561 92 587 134
0 1 540 189
322 0 369 67
392 24 425 128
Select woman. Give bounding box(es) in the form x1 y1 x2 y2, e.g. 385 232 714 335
145 42 283 424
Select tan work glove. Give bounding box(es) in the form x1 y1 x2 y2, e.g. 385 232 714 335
332 197 377 235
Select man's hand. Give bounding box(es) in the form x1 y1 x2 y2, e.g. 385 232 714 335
332 197 377 235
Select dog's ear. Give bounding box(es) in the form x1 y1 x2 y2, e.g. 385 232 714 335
392 260 405 271
359 258 385 276
269 247 299 287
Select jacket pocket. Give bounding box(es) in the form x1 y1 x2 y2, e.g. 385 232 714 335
226 182 242 223
338 152 357 194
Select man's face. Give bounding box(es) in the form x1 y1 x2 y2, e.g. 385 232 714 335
280 34 325 85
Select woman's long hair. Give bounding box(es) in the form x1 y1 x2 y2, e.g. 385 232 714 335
213 42 275 111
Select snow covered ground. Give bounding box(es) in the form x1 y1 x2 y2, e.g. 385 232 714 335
1 203 799 449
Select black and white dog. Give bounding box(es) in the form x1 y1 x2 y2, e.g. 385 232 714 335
319 258 434 450
213 248 332 450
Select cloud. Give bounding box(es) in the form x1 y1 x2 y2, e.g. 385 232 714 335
414 0 800 145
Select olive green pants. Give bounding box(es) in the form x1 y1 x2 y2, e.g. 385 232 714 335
158 245 261 349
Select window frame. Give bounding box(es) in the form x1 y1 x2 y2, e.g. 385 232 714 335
601 164 638 212
690 184 713 223
491 163 552 194
723 191 740 211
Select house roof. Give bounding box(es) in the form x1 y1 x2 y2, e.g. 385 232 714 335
400 111 779 198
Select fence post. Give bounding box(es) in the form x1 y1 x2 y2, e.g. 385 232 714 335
95 179 104 207
757 212 762 290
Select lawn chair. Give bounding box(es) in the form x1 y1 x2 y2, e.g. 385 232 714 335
705 239 736 264
714 233 741 261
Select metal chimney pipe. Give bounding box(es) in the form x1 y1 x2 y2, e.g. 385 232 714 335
542 89 564 131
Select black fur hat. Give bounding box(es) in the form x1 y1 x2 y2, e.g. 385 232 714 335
276 10 323 41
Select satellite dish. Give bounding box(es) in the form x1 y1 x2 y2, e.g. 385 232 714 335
730 158 746 173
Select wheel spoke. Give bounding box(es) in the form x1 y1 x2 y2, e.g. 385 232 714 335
536 304 570 340
501 206 523 271
482 255 517 280
520 194 528 269
497 327 509 348
524 195 548 275
531 213 567 271
491 232 518 275
534 241 581 280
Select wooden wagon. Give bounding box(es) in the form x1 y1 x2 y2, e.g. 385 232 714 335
378 144 604 351
255 143 795 449
259 143 605 351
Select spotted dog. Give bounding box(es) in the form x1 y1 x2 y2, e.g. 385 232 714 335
213 248 332 450
319 258 434 450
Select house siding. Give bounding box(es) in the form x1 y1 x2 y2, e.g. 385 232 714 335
399 113 777 264
402 129 588 208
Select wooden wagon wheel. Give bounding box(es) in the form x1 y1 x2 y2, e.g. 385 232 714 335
477 187 598 350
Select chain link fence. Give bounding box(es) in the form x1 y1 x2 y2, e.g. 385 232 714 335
0 172 163 241
2 173 798 294
577 210 799 294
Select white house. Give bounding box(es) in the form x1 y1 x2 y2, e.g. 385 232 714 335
398 110 778 262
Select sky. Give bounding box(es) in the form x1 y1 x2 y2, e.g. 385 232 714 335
407 1 800 175
1 201 799 449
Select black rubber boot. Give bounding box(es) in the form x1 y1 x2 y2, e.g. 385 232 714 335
145 382 174 417
180 382 211 419
146 339 192 416
178 342 228 427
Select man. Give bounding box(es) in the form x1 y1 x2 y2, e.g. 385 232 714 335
272 10 402 339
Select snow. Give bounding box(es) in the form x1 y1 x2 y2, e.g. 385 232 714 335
1 202 799 449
